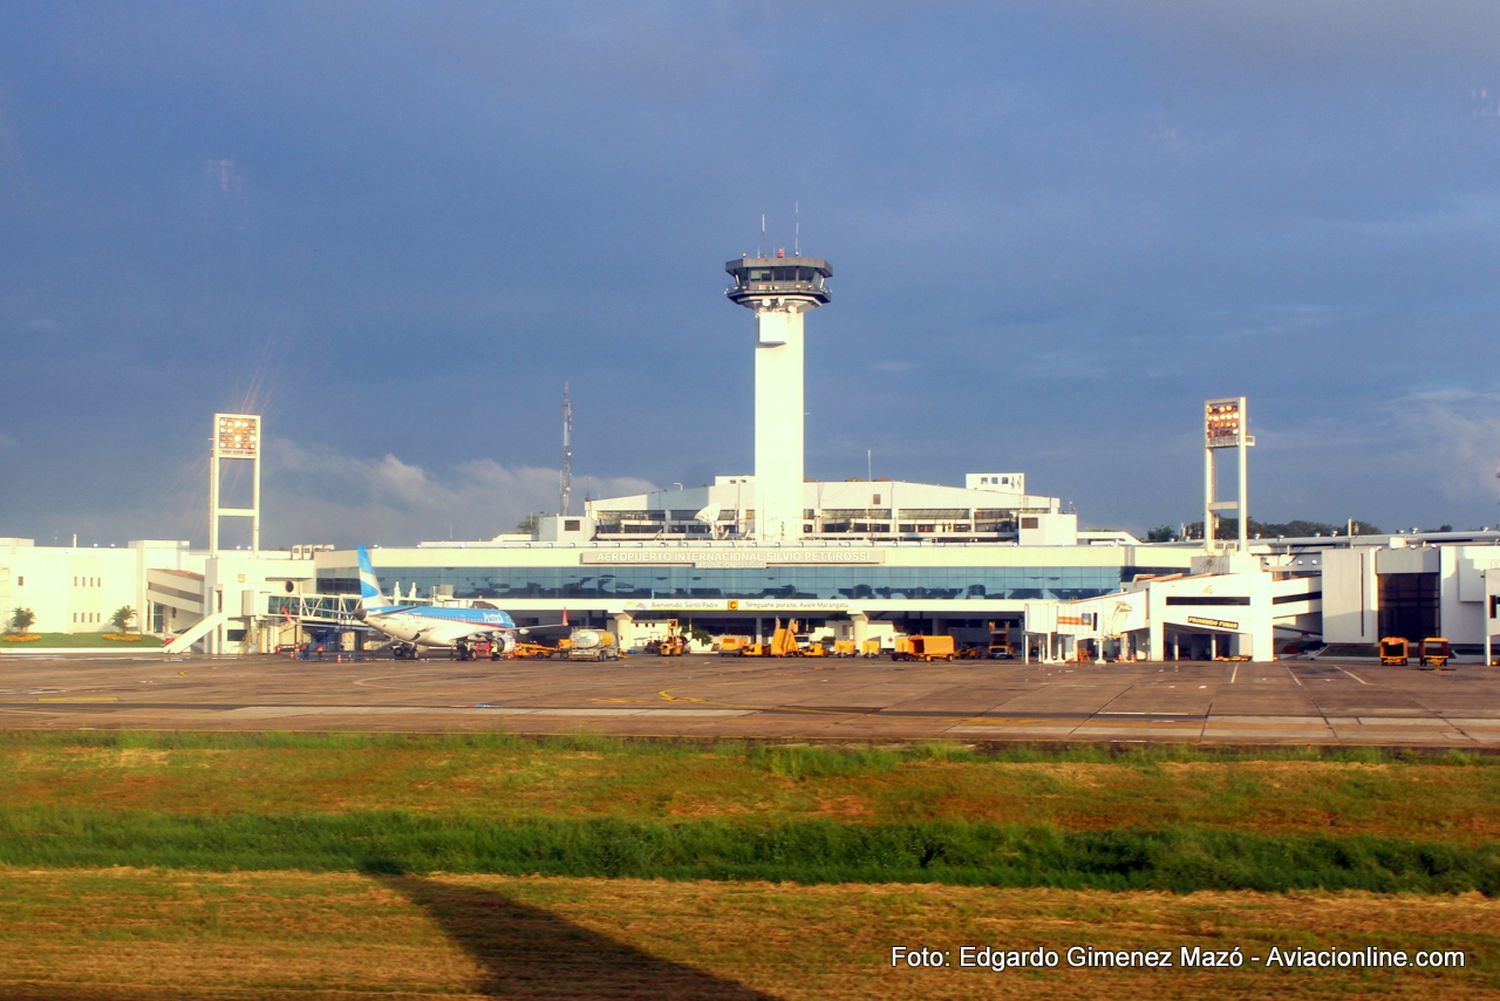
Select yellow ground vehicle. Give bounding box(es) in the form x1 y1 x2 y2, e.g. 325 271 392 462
861 639 882 657
739 619 801 657
831 639 857 657
717 635 752 655
650 619 687 656
1419 637 1451 668
891 635 956 663
1379 636 1410 666
986 621 1015 659
512 641 561 659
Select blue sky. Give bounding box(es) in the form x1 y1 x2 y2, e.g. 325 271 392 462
3 2 1499 546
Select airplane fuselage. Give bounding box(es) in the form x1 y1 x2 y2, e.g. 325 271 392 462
363 605 516 648
355 546 527 656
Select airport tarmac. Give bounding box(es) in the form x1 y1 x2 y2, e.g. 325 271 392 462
2 652 1499 747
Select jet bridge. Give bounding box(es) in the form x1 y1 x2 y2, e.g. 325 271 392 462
263 593 363 625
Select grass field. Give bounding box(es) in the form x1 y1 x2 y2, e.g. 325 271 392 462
0 632 165 648
0 732 1496 998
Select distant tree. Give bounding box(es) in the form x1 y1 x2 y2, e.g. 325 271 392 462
1181 517 1382 541
110 606 137 633
1145 525 1177 543
9 607 35 634
515 513 540 534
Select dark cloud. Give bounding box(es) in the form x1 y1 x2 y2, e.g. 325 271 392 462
1 3 1498 544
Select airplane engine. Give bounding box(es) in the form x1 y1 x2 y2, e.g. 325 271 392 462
493 633 516 656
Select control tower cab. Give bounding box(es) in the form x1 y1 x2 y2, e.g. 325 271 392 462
726 256 831 306
724 252 833 542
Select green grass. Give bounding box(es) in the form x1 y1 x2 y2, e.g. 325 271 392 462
0 631 165 648
1 731 1498 894
0 808 1494 893
0 728 1486 762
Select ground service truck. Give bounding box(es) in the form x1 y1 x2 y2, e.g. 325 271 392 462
566 629 620 661
891 635 957 662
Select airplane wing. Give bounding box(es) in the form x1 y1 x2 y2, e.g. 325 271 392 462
514 622 575 641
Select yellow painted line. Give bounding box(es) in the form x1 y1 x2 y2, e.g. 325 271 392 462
656 690 707 704
656 689 874 717
36 696 118 703
954 716 1072 727
591 697 651 704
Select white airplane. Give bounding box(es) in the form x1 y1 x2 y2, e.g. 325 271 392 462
354 546 556 660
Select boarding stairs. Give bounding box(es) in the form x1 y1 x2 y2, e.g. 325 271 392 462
162 610 234 655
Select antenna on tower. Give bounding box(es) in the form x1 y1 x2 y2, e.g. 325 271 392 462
759 212 766 258
560 382 573 516
794 201 800 257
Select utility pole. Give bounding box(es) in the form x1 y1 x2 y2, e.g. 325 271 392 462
560 383 573 516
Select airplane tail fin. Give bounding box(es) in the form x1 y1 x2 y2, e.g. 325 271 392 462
356 546 386 609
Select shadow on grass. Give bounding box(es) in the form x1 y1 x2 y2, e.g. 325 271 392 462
370 867 779 1000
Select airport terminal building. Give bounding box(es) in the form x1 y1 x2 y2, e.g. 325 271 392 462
6 248 1500 661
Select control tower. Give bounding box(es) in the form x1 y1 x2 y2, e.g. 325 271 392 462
725 252 832 541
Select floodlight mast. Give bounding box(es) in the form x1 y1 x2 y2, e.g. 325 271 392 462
1203 397 1255 554
209 412 262 556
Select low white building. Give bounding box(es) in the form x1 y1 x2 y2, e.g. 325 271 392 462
1030 532 1500 663
0 537 199 634
1026 551 1321 662
584 472 1083 544
8 529 1500 662
1321 537 1500 650
0 538 325 653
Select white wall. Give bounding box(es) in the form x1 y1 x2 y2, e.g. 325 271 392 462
1018 513 1078 546
753 302 809 541
1441 546 1500 646
1320 548 1377 644
0 539 154 633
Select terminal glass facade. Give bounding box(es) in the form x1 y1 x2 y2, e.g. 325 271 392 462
321 564 1181 602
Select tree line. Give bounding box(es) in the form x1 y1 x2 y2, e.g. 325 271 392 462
1145 518 1387 543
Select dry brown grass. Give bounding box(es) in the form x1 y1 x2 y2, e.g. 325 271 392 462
0 867 1494 1000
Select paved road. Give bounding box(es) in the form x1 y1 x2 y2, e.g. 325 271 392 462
0 652 1497 746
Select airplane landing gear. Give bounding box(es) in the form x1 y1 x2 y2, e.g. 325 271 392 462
392 643 419 660
452 638 498 662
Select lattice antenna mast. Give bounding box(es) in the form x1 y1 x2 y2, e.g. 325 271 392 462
560 382 573 516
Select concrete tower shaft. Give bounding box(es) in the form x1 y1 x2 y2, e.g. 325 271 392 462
725 255 832 542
